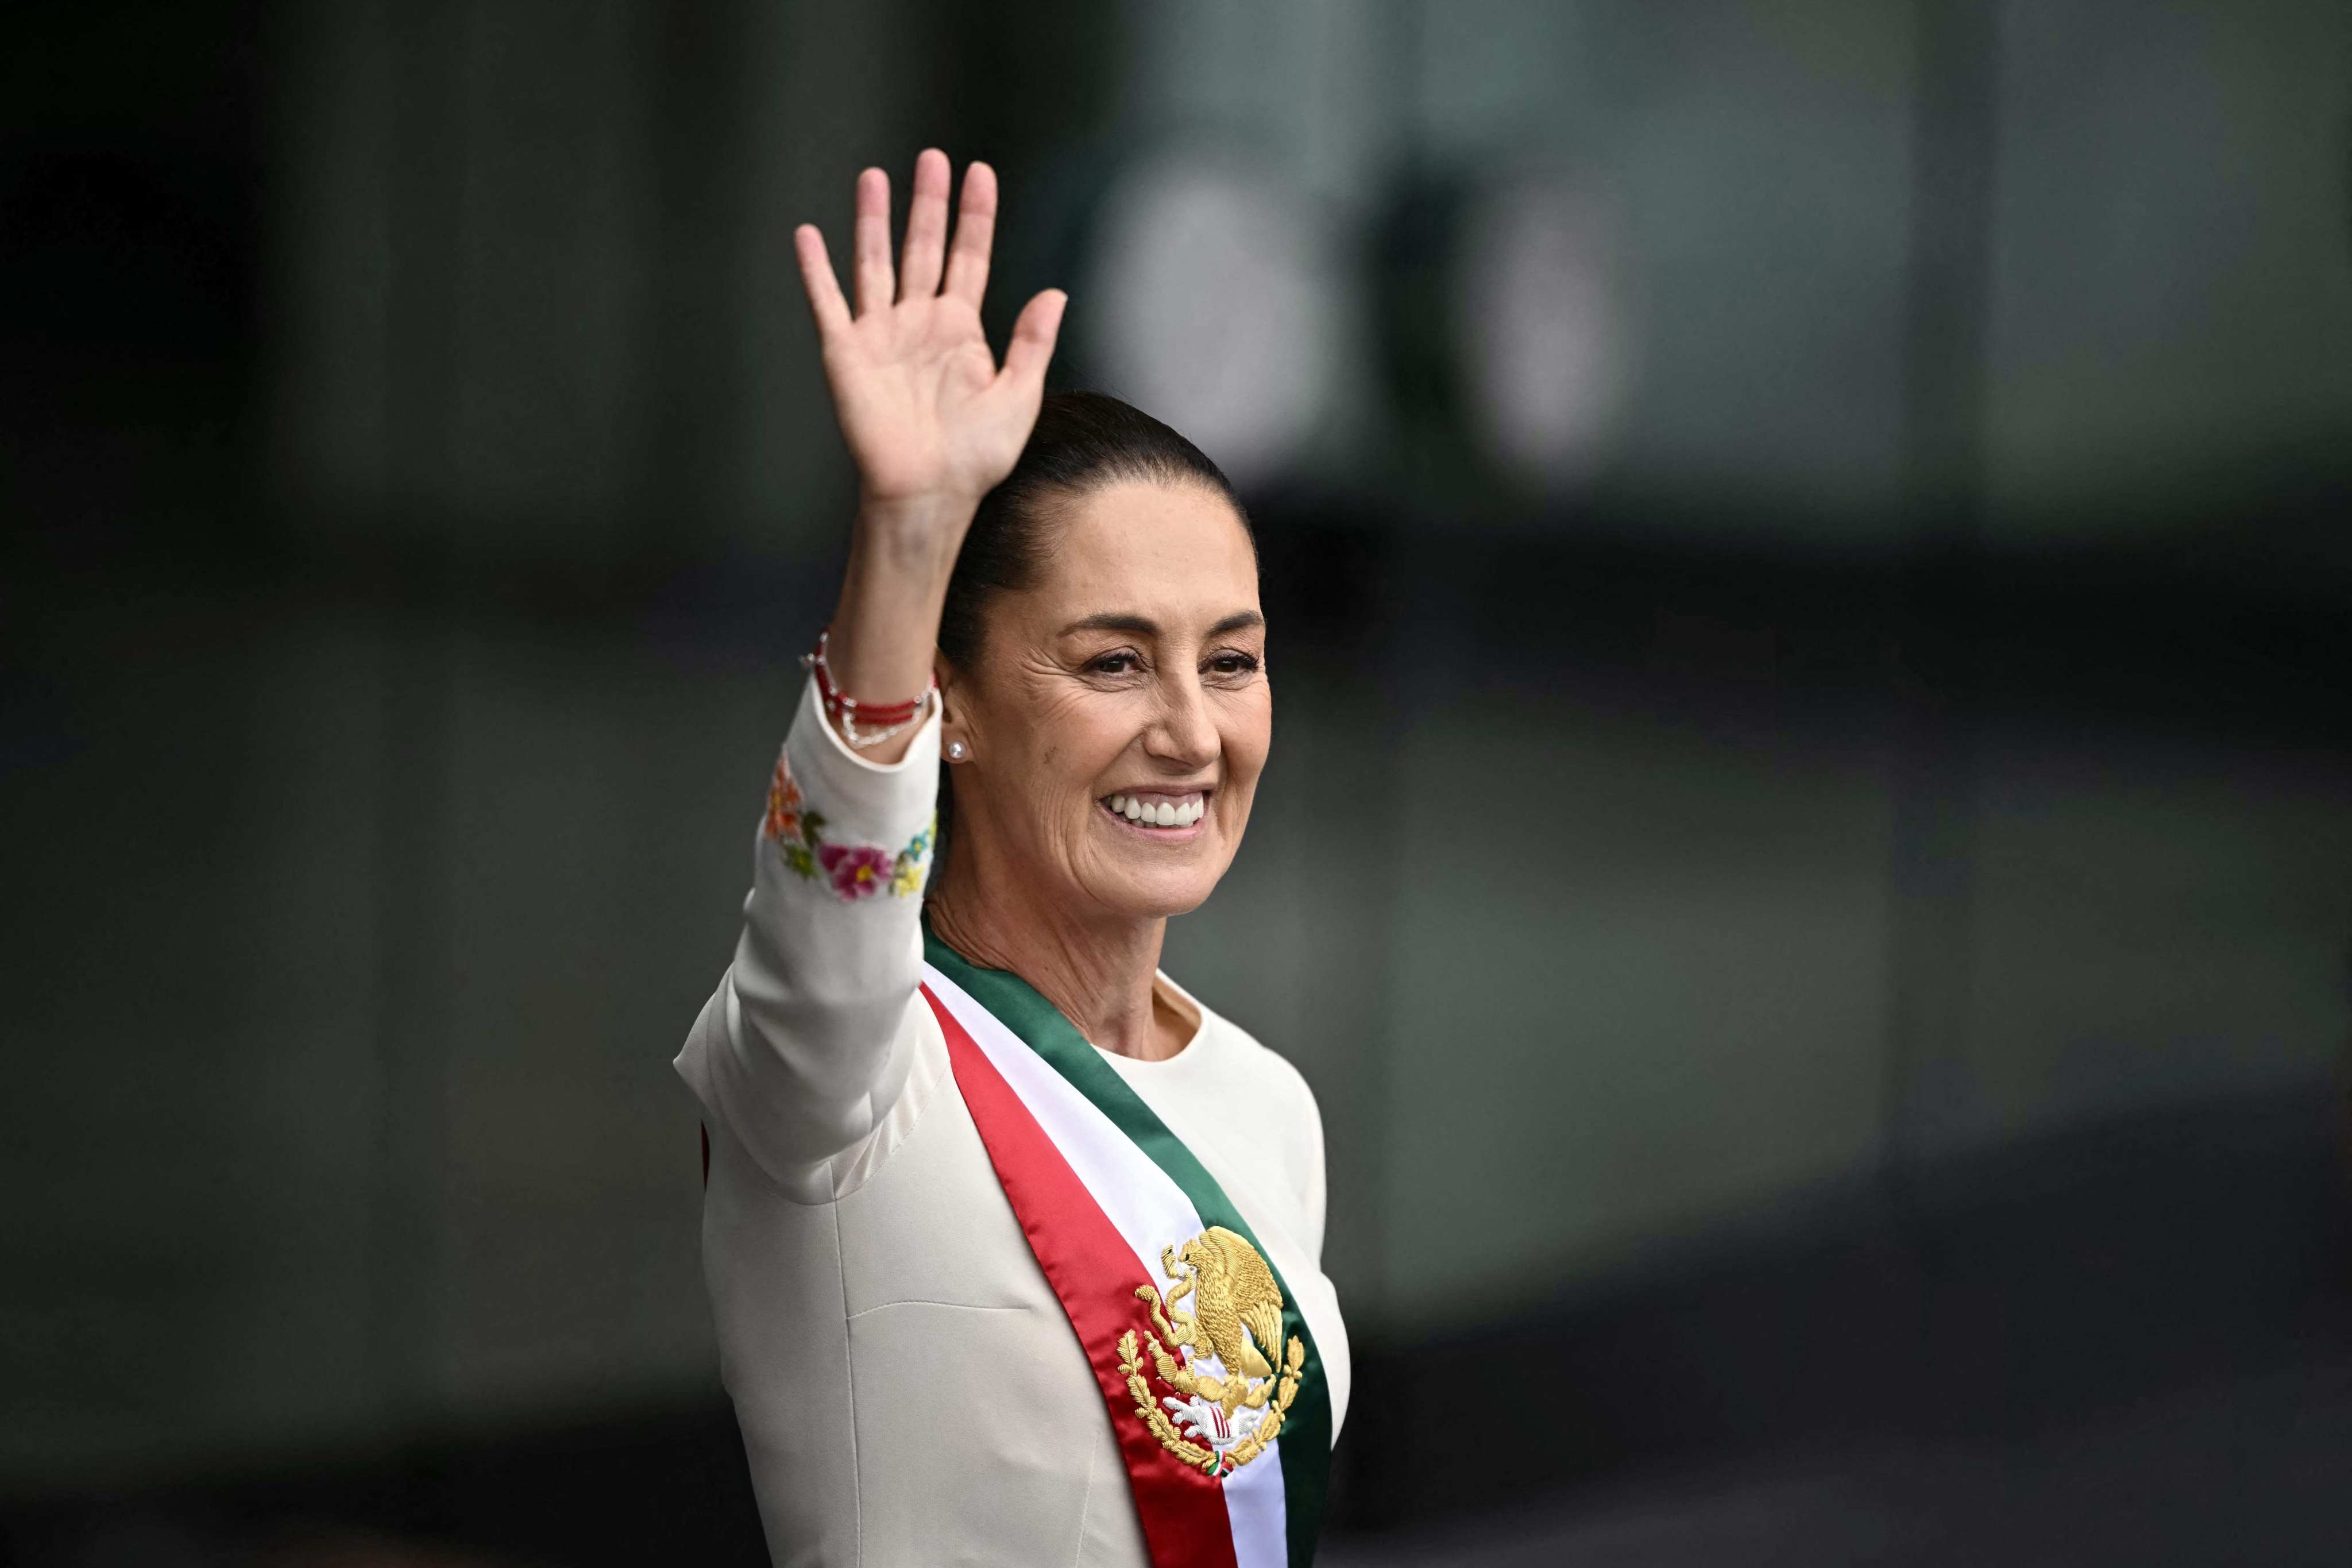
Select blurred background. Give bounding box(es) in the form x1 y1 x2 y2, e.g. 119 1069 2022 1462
6 0 2350 1562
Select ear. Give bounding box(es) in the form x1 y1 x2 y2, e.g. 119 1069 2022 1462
934 651 973 762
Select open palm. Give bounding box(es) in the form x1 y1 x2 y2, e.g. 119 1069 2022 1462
794 152 1065 514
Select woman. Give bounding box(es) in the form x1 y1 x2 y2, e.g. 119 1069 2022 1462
674 150 1349 1567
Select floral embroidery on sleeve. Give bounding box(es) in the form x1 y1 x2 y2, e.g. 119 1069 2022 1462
763 750 934 901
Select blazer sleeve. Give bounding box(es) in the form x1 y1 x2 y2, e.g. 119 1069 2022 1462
674 675 940 1200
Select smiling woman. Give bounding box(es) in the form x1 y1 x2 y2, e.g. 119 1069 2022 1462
674 151 1348 1568
925 393 1269 953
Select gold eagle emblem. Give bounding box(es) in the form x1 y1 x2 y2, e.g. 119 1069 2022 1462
1118 1226 1305 1476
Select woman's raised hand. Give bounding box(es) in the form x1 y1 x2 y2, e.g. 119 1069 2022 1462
799 150 1061 755
794 150 1066 540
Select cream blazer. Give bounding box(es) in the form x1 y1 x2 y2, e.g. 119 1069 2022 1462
675 681 1351 1567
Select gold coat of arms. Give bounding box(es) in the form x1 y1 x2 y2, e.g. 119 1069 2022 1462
1118 1226 1306 1477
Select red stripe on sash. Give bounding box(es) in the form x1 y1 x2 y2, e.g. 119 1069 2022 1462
923 984 1238 1568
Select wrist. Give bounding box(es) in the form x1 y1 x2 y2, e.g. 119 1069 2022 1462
804 627 936 752
855 491 980 571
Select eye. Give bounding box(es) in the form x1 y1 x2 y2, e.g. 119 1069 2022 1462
1087 650 1142 676
1205 651 1261 679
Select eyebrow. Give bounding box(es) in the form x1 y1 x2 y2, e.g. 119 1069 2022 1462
1058 610 1265 639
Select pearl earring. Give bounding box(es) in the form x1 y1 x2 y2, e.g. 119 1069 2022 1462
946 740 968 761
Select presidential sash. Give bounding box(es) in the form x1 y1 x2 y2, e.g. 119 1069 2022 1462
920 929 1332 1568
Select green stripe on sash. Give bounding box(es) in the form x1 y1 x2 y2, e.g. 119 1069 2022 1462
925 924 1331 1567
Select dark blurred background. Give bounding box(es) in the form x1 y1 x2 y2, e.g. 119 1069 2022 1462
6 1 2350 1563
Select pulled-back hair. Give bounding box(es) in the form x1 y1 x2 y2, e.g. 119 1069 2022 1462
928 391 1252 891
936 391 1251 670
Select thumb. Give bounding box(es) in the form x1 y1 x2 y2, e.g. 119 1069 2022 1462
999 288 1067 391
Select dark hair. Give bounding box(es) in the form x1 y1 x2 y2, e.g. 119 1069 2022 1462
928 391 1253 891
936 390 1252 670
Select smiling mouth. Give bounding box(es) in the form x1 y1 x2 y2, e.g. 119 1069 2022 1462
1100 790 1208 830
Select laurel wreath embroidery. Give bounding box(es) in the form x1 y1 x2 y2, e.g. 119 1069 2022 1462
1118 1227 1306 1477
1119 1327 1304 1476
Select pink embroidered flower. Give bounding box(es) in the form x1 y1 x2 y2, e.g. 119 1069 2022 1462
817 843 893 900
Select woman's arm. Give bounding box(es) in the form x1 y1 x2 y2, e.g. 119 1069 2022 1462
807 152 1064 759
677 151 1064 1197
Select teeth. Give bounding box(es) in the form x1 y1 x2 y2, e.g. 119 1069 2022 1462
1104 793 1207 827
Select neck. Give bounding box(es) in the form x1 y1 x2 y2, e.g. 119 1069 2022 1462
925 835 1184 1063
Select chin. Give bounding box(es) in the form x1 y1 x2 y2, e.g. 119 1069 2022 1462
1087 863 1226 920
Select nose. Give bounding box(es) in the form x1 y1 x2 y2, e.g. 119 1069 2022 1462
1144 665 1218 771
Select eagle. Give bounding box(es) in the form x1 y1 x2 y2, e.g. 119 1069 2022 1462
1172 1226 1285 1385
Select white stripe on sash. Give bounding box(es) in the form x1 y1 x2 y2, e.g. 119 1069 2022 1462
922 962 1290 1566
924 963 1200 1294
1223 1451 1287 1568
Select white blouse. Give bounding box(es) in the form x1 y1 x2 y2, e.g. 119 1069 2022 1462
675 679 1350 1566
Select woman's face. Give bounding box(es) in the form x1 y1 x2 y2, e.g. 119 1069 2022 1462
940 479 1269 921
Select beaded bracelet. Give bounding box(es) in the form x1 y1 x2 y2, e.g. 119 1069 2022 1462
801 628 936 748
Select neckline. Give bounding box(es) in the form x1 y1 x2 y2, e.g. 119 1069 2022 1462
1100 971 1206 1071
921 915 1203 1065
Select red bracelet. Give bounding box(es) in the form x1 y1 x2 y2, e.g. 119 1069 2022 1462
801 628 935 747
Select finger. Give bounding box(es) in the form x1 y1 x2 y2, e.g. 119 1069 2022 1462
941 160 998 308
852 166 894 317
998 287 1067 390
897 148 951 302
793 223 852 337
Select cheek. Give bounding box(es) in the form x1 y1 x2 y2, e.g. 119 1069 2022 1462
1030 700 1133 802
1010 683 1117 795
1218 701 1273 793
